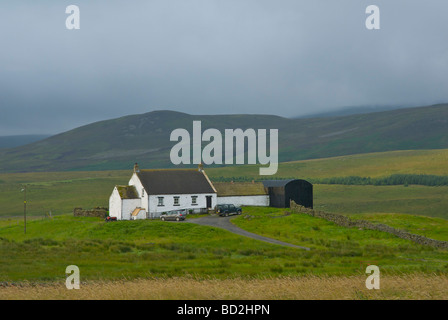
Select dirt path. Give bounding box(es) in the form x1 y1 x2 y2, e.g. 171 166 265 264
186 215 310 250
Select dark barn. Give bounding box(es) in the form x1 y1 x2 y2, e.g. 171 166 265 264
262 179 313 209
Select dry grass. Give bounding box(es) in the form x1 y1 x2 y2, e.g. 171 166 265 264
1 275 447 300
213 182 267 196
208 149 448 179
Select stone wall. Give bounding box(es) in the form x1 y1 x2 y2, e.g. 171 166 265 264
290 200 448 249
73 207 108 218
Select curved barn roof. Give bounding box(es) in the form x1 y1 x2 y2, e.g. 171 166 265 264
262 179 312 188
262 179 295 187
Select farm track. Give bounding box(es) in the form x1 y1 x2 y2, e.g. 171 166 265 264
185 215 310 250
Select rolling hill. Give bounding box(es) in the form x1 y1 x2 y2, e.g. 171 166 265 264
1 103 448 173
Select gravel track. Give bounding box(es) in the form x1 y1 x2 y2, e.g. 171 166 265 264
186 215 310 250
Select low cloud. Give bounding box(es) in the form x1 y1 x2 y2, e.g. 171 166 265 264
1 0 447 134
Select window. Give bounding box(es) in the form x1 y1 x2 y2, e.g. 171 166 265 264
157 197 164 206
173 196 180 206
191 196 198 205
142 189 145 197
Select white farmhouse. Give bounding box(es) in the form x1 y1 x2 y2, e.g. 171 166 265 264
109 163 218 220
109 164 313 220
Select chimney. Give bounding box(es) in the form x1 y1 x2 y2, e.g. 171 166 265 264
134 163 140 173
198 163 204 172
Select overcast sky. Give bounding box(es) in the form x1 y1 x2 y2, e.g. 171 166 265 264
0 1 447 135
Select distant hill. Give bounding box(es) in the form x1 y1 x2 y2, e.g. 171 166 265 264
0 135 50 149
1 103 448 173
297 105 415 118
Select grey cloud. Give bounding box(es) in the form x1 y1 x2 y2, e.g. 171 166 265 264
0 0 447 134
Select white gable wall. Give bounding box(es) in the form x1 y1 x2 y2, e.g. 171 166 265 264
129 173 149 213
129 173 144 197
109 187 122 219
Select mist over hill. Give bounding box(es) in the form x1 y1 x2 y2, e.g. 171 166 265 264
1 103 448 173
297 105 417 118
0 135 50 149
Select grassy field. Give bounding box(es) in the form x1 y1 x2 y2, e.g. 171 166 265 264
2 275 447 300
1 207 448 284
0 170 129 217
1 149 448 299
350 213 448 242
3 149 448 218
2 176 448 219
206 149 448 179
1 214 298 281
314 185 448 219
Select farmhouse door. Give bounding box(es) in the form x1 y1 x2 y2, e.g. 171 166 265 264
206 196 212 209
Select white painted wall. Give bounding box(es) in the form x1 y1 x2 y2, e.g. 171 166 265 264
109 186 146 220
148 193 217 218
128 173 143 196
121 199 143 220
131 209 147 220
217 195 269 207
129 173 149 212
109 187 122 219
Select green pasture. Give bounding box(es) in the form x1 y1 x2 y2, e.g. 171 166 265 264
1 149 448 281
1 207 447 282
206 149 448 179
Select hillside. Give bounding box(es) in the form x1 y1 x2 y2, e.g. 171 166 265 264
1 103 448 172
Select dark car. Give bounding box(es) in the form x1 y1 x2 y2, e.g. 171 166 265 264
160 209 187 221
215 204 242 217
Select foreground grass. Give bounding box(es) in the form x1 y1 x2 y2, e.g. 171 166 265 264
230 207 448 274
1 275 446 300
1 214 305 281
1 208 448 282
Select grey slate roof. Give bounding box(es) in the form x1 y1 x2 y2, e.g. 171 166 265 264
136 169 216 195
